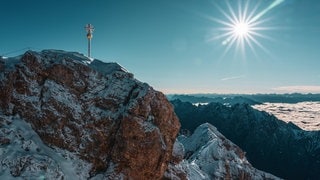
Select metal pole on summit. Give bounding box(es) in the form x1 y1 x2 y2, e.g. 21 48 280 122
85 24 94 58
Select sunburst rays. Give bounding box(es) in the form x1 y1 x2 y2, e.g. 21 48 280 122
207 0 282 59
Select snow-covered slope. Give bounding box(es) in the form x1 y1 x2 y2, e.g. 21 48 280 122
0 50 180 179
0 113 91 179
164 123 280 180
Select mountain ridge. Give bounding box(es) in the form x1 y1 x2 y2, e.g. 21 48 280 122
164 123 281 180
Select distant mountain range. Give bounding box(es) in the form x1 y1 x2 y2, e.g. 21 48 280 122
171 99 320 179
168 93 320 104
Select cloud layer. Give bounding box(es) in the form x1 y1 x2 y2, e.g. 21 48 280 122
253 102 320 131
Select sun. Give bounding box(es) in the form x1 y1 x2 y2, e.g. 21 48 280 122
233 22 250 37
207 0 282 58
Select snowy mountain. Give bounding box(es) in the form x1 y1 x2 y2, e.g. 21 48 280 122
164 123 280 179
0 50 180 179
0 50 286 179
171 99 320 179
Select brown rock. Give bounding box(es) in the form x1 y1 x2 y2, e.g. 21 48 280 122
0 50 180 179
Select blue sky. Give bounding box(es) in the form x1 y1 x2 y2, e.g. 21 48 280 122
1 0 320 94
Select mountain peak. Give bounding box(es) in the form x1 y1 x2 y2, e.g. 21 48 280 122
0 49 180 179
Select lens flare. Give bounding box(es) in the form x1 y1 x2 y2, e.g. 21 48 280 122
207 0 284 58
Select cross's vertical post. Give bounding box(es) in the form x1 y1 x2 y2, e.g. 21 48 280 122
85 24 94 58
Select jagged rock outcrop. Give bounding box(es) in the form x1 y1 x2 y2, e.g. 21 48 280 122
171 99 320 179
164 123 280 180
0 50 180 179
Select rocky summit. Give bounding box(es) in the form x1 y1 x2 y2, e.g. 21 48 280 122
0 50 180 179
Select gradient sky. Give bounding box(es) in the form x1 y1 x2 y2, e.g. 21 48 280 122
1 0 320 94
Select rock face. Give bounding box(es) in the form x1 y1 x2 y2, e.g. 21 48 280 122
0 50 180 179
164 123 280 180
171 99 320 179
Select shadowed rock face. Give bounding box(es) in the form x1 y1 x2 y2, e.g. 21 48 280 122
0 50 180 179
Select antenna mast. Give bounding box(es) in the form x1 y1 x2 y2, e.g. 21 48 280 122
85 24 94 58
